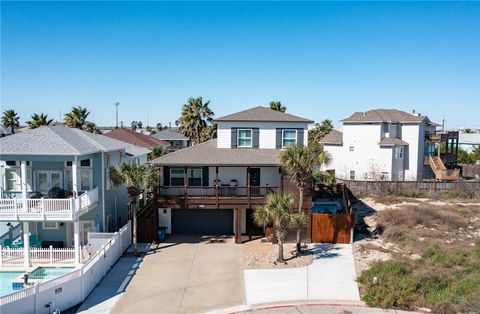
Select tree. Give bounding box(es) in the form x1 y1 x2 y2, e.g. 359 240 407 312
308 119 334 145
85 122 102 134
253 193 306 262
200 122 217 142
177 97 214 145
110 162 159 255
64 106 90 129
148 146 168 160
1 109 20 134
269 101 286 113
26 113 53 129
279 144 330 252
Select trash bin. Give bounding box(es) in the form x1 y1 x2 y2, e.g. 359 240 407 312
157 226 167 242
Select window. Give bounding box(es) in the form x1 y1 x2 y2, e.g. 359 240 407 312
43 222 59 230
349 146 355 152
188 169 202 186
349 170 356 180
396 147 404 159
170 168 185 186
64 158 92 191
81 159 92 167
80 169 92 191
237 129 252 147
4 166 32 191
282 129 297 147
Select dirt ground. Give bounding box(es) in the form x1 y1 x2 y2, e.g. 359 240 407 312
243 239 313 269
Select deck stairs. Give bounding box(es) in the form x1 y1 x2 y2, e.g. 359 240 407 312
429 155 460 182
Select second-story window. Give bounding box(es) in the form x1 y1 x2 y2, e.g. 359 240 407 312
238 129 252 147
282 129 297 147
349 146 355 152
170 168 185 186
188 169 202 186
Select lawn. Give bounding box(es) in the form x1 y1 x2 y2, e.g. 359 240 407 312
353 198 480 313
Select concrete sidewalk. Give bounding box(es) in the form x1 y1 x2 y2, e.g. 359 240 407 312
244 244 360 305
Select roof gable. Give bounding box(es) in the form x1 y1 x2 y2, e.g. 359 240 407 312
214 106 313 123
320 129 343 145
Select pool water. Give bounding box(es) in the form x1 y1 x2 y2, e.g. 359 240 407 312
0 267 74 296
0 271 24 297
312 202 343 214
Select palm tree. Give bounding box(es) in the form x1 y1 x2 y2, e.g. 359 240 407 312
308 119 333 145
64 106 90 129
85 121 102 134
279 144 330 252
177 97 214 145
200 122 217 142
1 109 20 134
148 146 168 160
26 113 53 129
253 193 306 262
269 101 286 113
110 162 159 254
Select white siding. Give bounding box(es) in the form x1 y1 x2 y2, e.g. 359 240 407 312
402 124 422 180
216 121 311 149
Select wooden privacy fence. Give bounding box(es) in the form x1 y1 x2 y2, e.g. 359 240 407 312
343 180 480 198
311 214 353 244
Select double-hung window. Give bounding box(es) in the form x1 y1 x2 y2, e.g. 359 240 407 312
4 161 33 192
282 129 297 147
396 147 404 159
349 170 356 180
170 168 185 186
237 129 252 147
188 169 202 186
64 159 93 191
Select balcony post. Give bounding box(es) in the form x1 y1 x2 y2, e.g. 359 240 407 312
23 222 30 269
184 166 188 197
72 156 78 196
74 220 80 264
20 161 27 212
215 166 219 203
246 167 251 200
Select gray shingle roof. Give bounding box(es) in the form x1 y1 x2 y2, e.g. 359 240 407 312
0 126 129 156
151 129 188 141
125 145 151 157
378 137 409 146
340 109 432 124
149 139 281 166
320 129 343 145
214 106 314 123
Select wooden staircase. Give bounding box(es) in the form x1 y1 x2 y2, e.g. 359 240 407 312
428 155 460 182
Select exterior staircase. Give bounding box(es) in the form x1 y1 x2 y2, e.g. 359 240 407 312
428 155 460 182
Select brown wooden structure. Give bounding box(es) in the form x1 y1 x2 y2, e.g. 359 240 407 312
310 184 354 244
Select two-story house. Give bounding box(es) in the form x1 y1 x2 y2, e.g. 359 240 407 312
150 106 314 243
320 109 458 181
0 126 131 268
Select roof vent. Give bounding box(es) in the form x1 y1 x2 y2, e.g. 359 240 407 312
363 112 367 116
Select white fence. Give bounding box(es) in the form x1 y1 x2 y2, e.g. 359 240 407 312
0 220 132 314
0 187 99 221
0 247 76 267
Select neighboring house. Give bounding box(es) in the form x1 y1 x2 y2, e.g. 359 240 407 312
103 127 170 150
0 126 131 267
125 145 151 165
459 132 480 153
151 128 190 152
320 109 458 181
150 106 314 243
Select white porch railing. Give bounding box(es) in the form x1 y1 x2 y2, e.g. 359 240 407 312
0 246 77 267
0 187 99 221
0 221 132 314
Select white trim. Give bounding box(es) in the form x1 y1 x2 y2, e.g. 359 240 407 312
101 151 106 232
237 129 253 148
42 221 59 230
281 129 297 148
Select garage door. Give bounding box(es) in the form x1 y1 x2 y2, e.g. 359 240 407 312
172 209 234 235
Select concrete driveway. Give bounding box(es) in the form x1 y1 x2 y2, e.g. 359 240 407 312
244 244 360 305
112 236 245 314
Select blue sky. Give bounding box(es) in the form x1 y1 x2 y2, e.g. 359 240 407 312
1 1 479 129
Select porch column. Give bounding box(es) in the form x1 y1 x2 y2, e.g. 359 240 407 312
20 161 27 200
215 166 219 205
234 208 242 244
23 222 30 269
72 157 78 196
73 220 80 264
246 167 251 200
184 166 188 196
278 167 283 194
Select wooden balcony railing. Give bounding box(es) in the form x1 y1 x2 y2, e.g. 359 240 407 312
0 188 99 221
158 186 279 200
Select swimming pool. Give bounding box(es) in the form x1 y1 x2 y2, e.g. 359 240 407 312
0 267 75 296
312 202 343 214
0 271 24 297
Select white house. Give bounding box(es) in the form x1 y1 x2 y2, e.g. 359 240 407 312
151 106 314 242
320 109 440 181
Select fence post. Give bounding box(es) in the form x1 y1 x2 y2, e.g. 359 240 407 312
49 245 53 264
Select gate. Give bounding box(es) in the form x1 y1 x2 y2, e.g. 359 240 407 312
311 213 353 244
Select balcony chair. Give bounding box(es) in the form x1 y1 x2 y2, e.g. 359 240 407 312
2 239 12 248
34 240 43 249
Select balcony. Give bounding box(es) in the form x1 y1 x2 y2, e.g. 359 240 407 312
157 186 279 208
0 188 99 222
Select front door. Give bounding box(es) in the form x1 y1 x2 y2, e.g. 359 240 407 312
36 171 63 194
249 168 261 196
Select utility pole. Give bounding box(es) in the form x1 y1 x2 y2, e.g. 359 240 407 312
442 118 445 132
114 102 119 128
